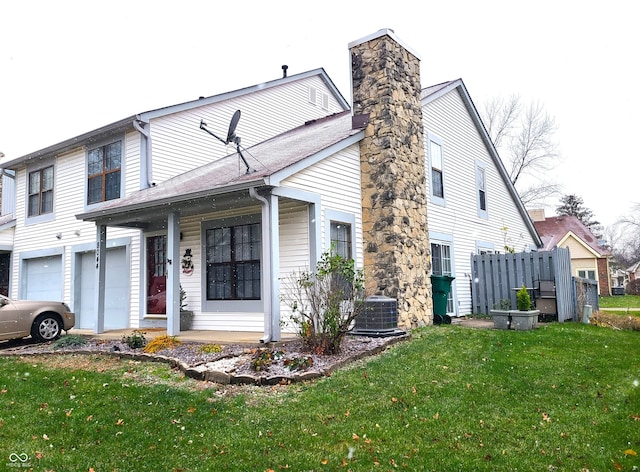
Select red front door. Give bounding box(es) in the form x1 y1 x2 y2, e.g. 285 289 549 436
147 235 167 314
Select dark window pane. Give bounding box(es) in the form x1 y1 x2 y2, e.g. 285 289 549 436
105 141 121 170
88 148 104 175
87 176 103 204
105 171 121 201
432 169 444 198
28 195 39 217
41 190 53 214
479 190 486 211
42 167 54 191
206 222 260 300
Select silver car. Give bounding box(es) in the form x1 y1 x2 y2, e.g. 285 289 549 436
0 295 75 342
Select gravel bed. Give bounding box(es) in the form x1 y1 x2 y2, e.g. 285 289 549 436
0 333 409 384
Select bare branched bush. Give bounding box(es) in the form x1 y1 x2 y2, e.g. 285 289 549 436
280 250 366 355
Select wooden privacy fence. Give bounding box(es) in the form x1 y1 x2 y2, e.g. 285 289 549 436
471 248 576 322
574 277 599 317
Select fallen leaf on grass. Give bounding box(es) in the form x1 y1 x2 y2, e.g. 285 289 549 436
624 449 637 456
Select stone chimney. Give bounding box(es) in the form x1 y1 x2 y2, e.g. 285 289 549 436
349 29 432 328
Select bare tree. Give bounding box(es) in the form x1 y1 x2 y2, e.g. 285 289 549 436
480 96 562 206
612 203 640 266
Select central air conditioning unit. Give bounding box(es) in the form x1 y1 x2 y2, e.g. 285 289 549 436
351 295 405 337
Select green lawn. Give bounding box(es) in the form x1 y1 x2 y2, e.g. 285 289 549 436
600 294 640 309
1 323 639 471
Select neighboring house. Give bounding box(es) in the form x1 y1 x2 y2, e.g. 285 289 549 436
530 209 611 295
0 29 540 339
628 261 640 282
610 267 629 288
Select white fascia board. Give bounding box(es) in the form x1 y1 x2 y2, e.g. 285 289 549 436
265 131 364 186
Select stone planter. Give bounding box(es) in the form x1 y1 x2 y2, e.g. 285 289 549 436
510 310 539 330
490 309 540 330
490 310 511 330
180 311 194 331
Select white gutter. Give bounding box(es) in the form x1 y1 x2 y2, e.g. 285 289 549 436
249 187 273 343
133 119 153 189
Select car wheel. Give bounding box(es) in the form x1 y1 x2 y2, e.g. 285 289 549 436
31 314 62 342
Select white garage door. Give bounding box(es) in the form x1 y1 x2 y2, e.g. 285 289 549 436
78 247 129 330
25 256 63 301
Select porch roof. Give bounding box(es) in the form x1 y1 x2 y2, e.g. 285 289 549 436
76 111 364 227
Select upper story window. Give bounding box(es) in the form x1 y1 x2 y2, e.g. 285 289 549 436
476 162 488 218
428 134 445 206
330 221 352 259
28 166 54 217
87 140 122 205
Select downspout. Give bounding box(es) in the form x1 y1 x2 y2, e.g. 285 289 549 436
249 187 272 343
133 119 153 189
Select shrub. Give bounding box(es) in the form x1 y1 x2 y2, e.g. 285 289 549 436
626 279 640 295
121 330 147 349
516 286 532 311
280 249 366 355
52 335 87 349
283 355 314 371
198 343 222 354
143 335 182 354
250 349 284 372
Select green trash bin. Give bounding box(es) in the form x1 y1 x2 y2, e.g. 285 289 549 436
431 274 455 325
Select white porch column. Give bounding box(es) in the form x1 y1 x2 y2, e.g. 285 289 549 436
94 224 107 333
268 193 281 341
166 212 181 336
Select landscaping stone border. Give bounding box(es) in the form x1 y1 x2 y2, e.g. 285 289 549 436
0 333 410 385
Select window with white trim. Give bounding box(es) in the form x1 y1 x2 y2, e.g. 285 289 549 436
578 269 596 280
428 134 445 205
205 222 261 300
330 221 352 259
476 162 488 218
87 140 122 204
28 165 54 217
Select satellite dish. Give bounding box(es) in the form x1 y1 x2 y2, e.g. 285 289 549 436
199 110 254 174
226 110 241 144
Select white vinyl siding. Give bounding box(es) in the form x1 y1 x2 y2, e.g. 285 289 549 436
476 160 488 218
423 87 538 316
10 139 142 320
149 76 345 185
280 144 363 268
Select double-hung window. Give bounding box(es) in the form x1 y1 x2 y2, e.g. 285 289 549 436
330 221 352 259
87 140 122 204
578 269 596 280
28 166 54 217
476 161 488 218
428 134 445 205
206 222 261 300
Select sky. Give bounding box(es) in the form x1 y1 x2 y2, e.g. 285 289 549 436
1 0 638 229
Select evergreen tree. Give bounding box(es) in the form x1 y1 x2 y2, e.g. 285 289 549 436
556 194 602 238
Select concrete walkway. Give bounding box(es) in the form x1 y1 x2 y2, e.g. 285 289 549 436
67 317 495 346
68 328 297 345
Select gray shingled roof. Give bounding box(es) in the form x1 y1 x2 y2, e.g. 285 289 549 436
78 111 363 223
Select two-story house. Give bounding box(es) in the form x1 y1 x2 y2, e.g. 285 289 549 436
0 29 540 340
530 209 611 295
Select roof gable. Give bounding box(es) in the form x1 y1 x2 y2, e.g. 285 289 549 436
533 215 609 256
2 69 349 169
421 79 543 249
78 112 364 223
